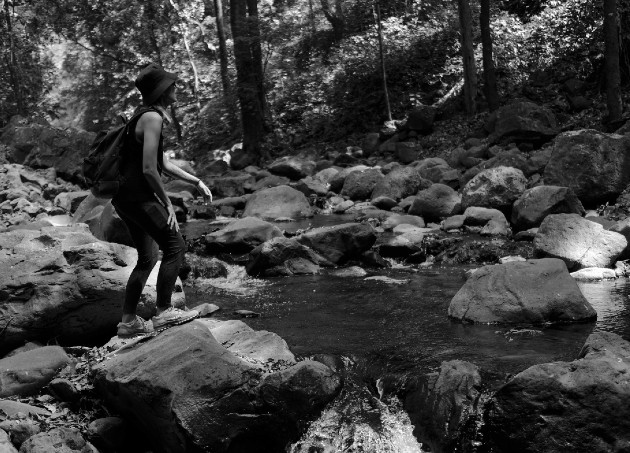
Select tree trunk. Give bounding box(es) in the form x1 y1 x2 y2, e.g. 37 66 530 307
375 2 392 121
230 0 266 169
480 0 499 111
320 0 344 41
3 0 25 115
604 0 623 124
246 0 270 131
213 0 238 128
457 0 477 115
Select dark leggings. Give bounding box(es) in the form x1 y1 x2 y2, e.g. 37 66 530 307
113 200 185 315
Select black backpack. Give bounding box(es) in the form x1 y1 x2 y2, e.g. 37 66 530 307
82 108 153 199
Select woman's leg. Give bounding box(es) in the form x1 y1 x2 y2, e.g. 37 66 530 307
114 204 159 320
114 200 185 311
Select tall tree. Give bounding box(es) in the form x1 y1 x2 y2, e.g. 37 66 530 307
457 0 477 115
230 0 267 169
604 0 622 125
375 1 391 121
320 0 344 42
480 0 499 111
2 0 25 116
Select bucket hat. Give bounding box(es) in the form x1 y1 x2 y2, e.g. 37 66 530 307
135 63 178 105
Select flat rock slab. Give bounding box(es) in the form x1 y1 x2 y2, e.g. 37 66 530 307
0 346 72 397
448 258 596 324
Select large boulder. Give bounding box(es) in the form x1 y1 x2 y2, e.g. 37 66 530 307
0 346 72 397
404 360 481 453
329 165 371 193
543 129 630 206
211 174 255 198
485 101 559 146
534 214 627 270
461 166 527 211
268 156 316 180
408 184 462 222
414 158 460 188
448 258 596 324
243 185 313 220
486 331 630 453
246 236 329 277
511 185 585 231
371 166 431 201
297 222 376 264
0 224 185 353
0 116 95 184
340 168 385 201
463 206 509 226
204 217 283 254
93 321 341 453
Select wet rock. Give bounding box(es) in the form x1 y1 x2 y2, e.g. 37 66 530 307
486 331 630 453
0 346 72 397
461 166 527 211
292 177 328 197
570 267 617 280
204 217 283 254
0 401 50 418
480 218 511 237
332 199 354 213
534 214 627 270
448 258 596 324
243 185 313 220
19 427 94 453
268 156 316 180
312 167 340 185
246 236 328 277
511 185 585 231
340 168 385 201
371 166 431 201
297 222 377 264
409 184 462 222
0 418 40 450
329 165 371 193
485 101 559 146
252 175 291 192
544 130 630 206
0 225 184 353
196 303 221 317
185 255 229 279
378 226 425 257
610 217 630 259
463 207 508 226
404 360 481 453
329 266 368 277
370 196 397 210
442 214 466 231
93 321 341 453
414 158 460 188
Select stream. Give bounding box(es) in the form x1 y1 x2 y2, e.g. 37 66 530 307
181 216 630 452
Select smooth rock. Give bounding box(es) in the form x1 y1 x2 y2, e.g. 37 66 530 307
461 166 527 211
204 217 283 254
243 185 313 220
18 427 94 453
297 223 377 264
511 185 585 231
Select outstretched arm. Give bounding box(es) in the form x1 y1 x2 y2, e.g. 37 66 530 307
162 156 213 203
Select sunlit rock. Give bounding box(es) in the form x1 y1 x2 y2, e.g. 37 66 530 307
297 222 377 264
448 258 596 324
461 166 527 211
511 185 584 231
243 185 313 220
409 183 461 222
341 168 385 201
204 216 283 253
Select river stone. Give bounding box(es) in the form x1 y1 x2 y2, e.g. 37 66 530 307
480 218 511 236
252 175 291 192
329 165 371 193
570 267 617 281
268 156 316 180
297 222 377 264
211 174 255 198
511 185 585 231
19 428 94 453
448 258 596 324
463 207 508 226
378 227 425 257
204 217 283 254
0 224 185 353
409 184 462 221
461 166 527 211
485 101 559 145
486 331 630 453
0 346 72 397
0 400 51 418
371 165 432 202
312 167 340 185
404 360 481 453
53 191 90 214
86 417 129 453
0 419 40 450
544 129 630 206
382 214 425 230
246 236 328 277
340 168 385 201
534 214 627 270
93 321 340 453
610 217 630 259
414 158 460 188
243 185 313 220
292 176 328 197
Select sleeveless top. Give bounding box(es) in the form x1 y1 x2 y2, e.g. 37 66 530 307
113 107 164 203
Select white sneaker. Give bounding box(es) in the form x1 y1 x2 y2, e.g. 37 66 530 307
152 307 199 330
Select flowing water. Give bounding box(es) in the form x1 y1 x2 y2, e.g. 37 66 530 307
181 216 630 451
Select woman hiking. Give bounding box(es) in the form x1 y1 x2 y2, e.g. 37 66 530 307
114 63 212 337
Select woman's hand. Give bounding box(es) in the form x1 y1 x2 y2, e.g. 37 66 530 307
166 204 179 232
197 180 213 203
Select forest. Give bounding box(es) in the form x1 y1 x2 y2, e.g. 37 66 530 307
2 0 629 168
